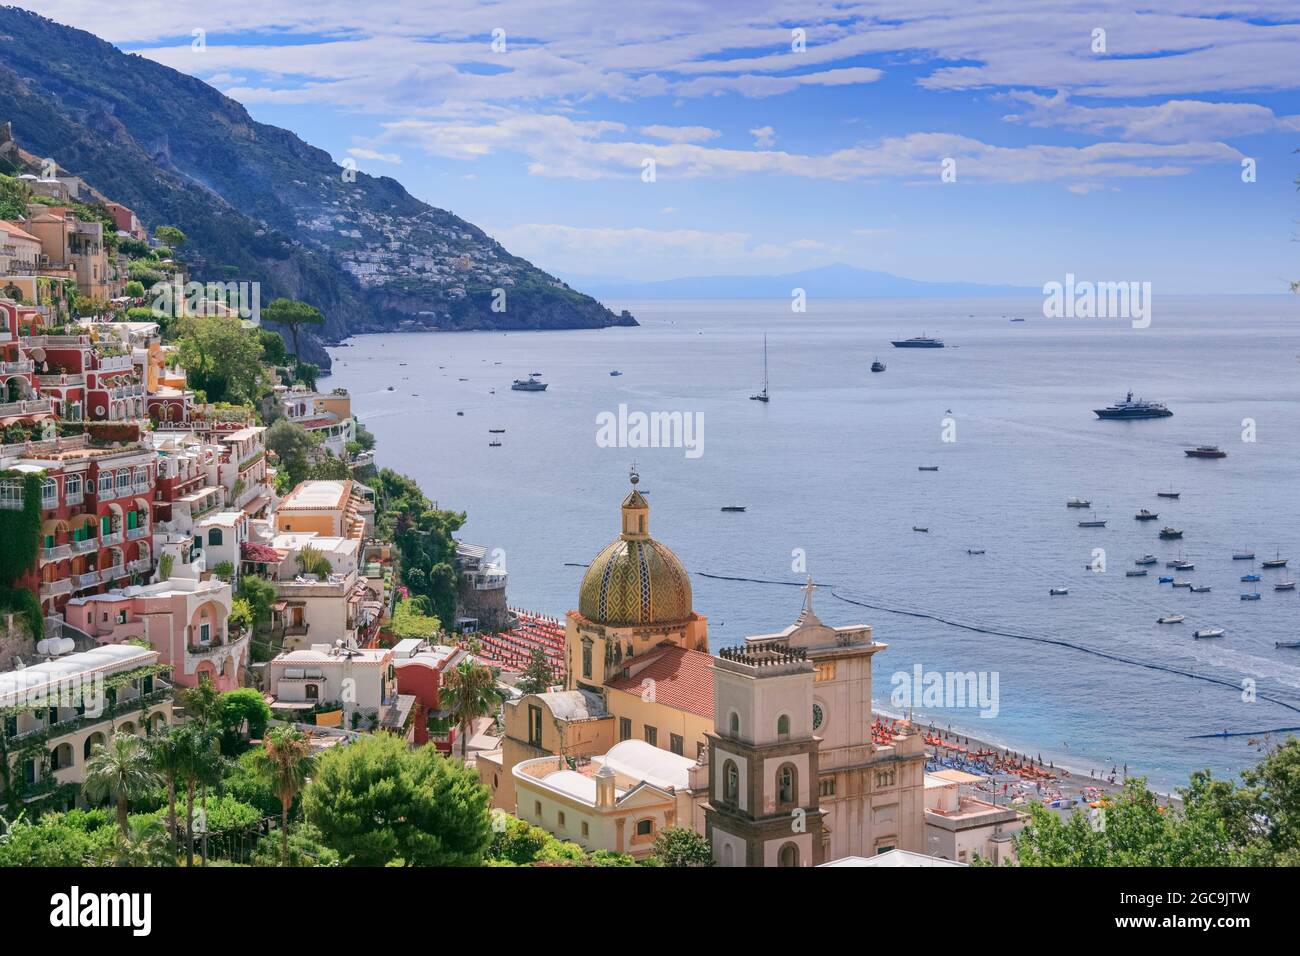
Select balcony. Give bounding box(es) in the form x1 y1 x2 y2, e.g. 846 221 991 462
65 492 84 506
101 565 127 582
0 399 52 417
0 359 34 375
99 531 124 547
127 558 151 574
39 579 73 598
71 538 97 553
40 544 72 563
75 571 99 589
126 526 149 541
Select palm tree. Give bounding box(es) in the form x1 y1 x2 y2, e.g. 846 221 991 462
104 817 174 868
149 729 197 856
83 735 162 843
440 659 502 760
194 741 226 867
255 727 315 866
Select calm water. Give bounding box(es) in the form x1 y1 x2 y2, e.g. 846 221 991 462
327 295 1300 790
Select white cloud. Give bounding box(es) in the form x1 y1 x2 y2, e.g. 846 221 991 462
346 147 402 164
749 126 776 148
1001 91 1300 143
639 125 720 143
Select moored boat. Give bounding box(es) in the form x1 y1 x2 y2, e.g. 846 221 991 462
1241 592 1261 601
891 333 945 348
1126 570 1148 577
871 358 886 372
1241 574 1261 582
1157 614 1185 624
918 466 939 471
1190 585 1212 593
1194 628 1226 639
1275 581 1296 591
1233 550 1255 560
1185 445 1226 458
1158 576 1174 584
1135 509 1158 521
1262 550 1289 569
1078 519 1106 528
1093 391 1173 420
1135 555 1157 565
1049 587 1069 596
1276 641 1300 649
1157 488 1180 499
1066 497 1091 508
512 374 549 391
721 506 746 512
1159 527 1183 539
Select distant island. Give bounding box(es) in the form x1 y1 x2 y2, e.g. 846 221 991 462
564 262 1038 299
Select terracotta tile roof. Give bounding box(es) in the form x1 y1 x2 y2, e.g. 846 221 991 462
606 644 714 720
0 220 40 243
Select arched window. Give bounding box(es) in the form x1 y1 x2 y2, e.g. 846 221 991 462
778 843 799 868
778 764 796 805
41 478 58 507
776 714 790 740
115 470 131 492
723 759 739 805
0 478 22 508
83 733 105 760
722 843 734 867
728 711 740 738
208 528 223 546
98 473 113 497
65 474 81 497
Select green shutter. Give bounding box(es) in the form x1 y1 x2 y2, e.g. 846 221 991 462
100 515 110 535
127 511 138 529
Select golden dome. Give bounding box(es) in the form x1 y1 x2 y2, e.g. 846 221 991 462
578 473 693 627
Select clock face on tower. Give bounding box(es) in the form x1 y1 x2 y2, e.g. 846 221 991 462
812 703 825 731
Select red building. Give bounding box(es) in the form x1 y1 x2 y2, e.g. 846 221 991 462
394 644 469 750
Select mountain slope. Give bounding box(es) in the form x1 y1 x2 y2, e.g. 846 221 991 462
565 263 1038 299
0 7 634 367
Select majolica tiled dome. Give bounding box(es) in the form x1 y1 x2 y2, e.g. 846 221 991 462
578 478 693 626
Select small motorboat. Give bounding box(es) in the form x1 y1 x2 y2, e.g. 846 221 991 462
610 370 623 376
1194 628 1226 639
967 549 986 555
720 506 746 513
1241 574 1261 582
1185 445 1227 459
1066 498 1091 508
1049 587 1069 596
386 385 395 391
1172 560 1195 571
918 466 939 472
1241 592 1261 601
1135 555 1157 566
1172 580 1193 588
1190 585 1212 593
456 411 464 416
1275 581 1296 591
1158 576 1174 583
1275 641 1300 649
1233 551 1255 560
1078 519 1106 528
1134 510 1159 521
1156 489 1180 499
871 359 886 373
488 440 502 448
912 526 929 533
1262 550 1289 569
458 377 469 382
489 428 506 433
1159 527 1183 539
1157 614 1185 624
1126 570 1148 577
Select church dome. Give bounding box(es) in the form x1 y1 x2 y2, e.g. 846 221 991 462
578 474 693 627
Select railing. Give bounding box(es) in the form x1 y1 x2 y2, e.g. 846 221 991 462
99 531 124 547
36 373 85 387
71 537 97 553
126 526 149 540
41 544 72 563
39 578 73 597
75 571 99 588
127 558 151 574
65 491 84 506
101 565 126 582
0 398 52 417
0 359 34 374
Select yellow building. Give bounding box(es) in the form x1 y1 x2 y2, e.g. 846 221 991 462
480 471 715 812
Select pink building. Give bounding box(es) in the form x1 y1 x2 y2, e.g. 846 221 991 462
65 577 247 691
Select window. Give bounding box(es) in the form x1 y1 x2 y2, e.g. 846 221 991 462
619 717 632 741
820 776 837 798
0 479 24 509
534 801 542 819
115 470 131 492
528 705 543 748
875 769 897 788
778 843 799 868
876 845 895 855
776 714 790 740
558 811 566 829
815 662 836 683
778 765 795 805
581 639 592 679
208 528 223 546
669 733 683 756
723 760 739 804
636 819 653 837
581 822 589 838
728 711 740 738
199 622 211 645
65 474 81 497
305 684 319 700
98 474 112 497
41 478 57 507
643 725 657 747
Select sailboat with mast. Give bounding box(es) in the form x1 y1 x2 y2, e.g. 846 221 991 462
750 335 770 403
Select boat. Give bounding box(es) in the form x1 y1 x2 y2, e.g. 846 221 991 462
1157 614 1185 624
1078 519 1106 528
1134 510 1159 521
1190 585 1212 593
1171 560 1194 571
1126 570 1148 577
458 377 468 382
609 370 622 376
1093 391 1173 420
1172 580 1193 588
1157 488 1180 499
1066 497 1091 508
1275 641 1300 649
1262 550 1289 569
456 411 464 416
891 333 945 348
1010 317 1026 322
1275 581 1297 591
720 506 746 513
1233 550 1255 560
918 466 939 472
512 374 549 391
967 549 986 555
1185 445 1227 458
489 428 506 434
750 335 770 402
1241 592 1261 601
1159 527 1183 540
1241 574 1261 582
1158 576 1174 583
1049 588 1069 596
912 526 929 533
1194 628 1226 639
871 359 886 373
1135 555 1157 565
488 440 502 448
385 385 395 391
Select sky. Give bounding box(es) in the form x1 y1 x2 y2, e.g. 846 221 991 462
18 1 1300 292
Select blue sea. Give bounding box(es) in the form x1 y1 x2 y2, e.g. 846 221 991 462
327 295 1300 790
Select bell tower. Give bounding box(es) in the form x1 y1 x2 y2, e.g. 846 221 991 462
704 643 824 867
